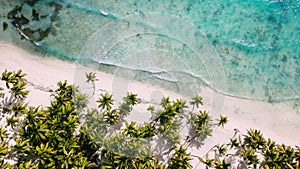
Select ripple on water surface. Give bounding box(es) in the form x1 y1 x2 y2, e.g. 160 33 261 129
1 0 299 101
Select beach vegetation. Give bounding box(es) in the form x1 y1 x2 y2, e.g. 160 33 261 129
199 129 300 169
0 70 299 169
85 72 98 96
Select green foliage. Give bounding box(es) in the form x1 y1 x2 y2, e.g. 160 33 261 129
199 129 300 169
73 86 89 111
85 72 98 96
0 70 94 168
85 72 98 84
167 146 192 169
97 92 114 111
0 69 227 168
2 69 298 169
124 92 139 106
198 154 214 169
217 115 228 128
194 110 212 138
12 81 92 168
214 158 230 169
190 96 203 109
1 69 28 99
102 151 163 169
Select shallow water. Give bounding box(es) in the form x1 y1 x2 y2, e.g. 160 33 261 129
0 0 299 101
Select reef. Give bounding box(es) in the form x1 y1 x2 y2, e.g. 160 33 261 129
7 1 63 44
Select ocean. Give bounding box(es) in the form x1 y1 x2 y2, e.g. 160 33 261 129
0 0 299 101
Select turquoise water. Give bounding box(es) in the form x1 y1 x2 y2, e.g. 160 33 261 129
0 0 299 101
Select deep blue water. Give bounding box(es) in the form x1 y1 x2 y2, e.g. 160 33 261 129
0 0 299 101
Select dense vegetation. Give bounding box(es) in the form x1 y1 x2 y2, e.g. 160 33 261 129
0 70 299 169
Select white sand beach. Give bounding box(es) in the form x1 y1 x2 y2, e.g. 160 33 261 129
1 42 300 168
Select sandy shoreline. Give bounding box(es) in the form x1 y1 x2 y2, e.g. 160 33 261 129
1 42 300 168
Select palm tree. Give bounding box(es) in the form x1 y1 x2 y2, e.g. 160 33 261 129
190 96 203 110
85 72 98 96
10 79 28 99
104 109 119 126
167 146 192 169
217 115 228 128
1 70 28 99
97 92 114 111
124 92 138 106
0 87 4 98
161 97 170 108
214 159 230 169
